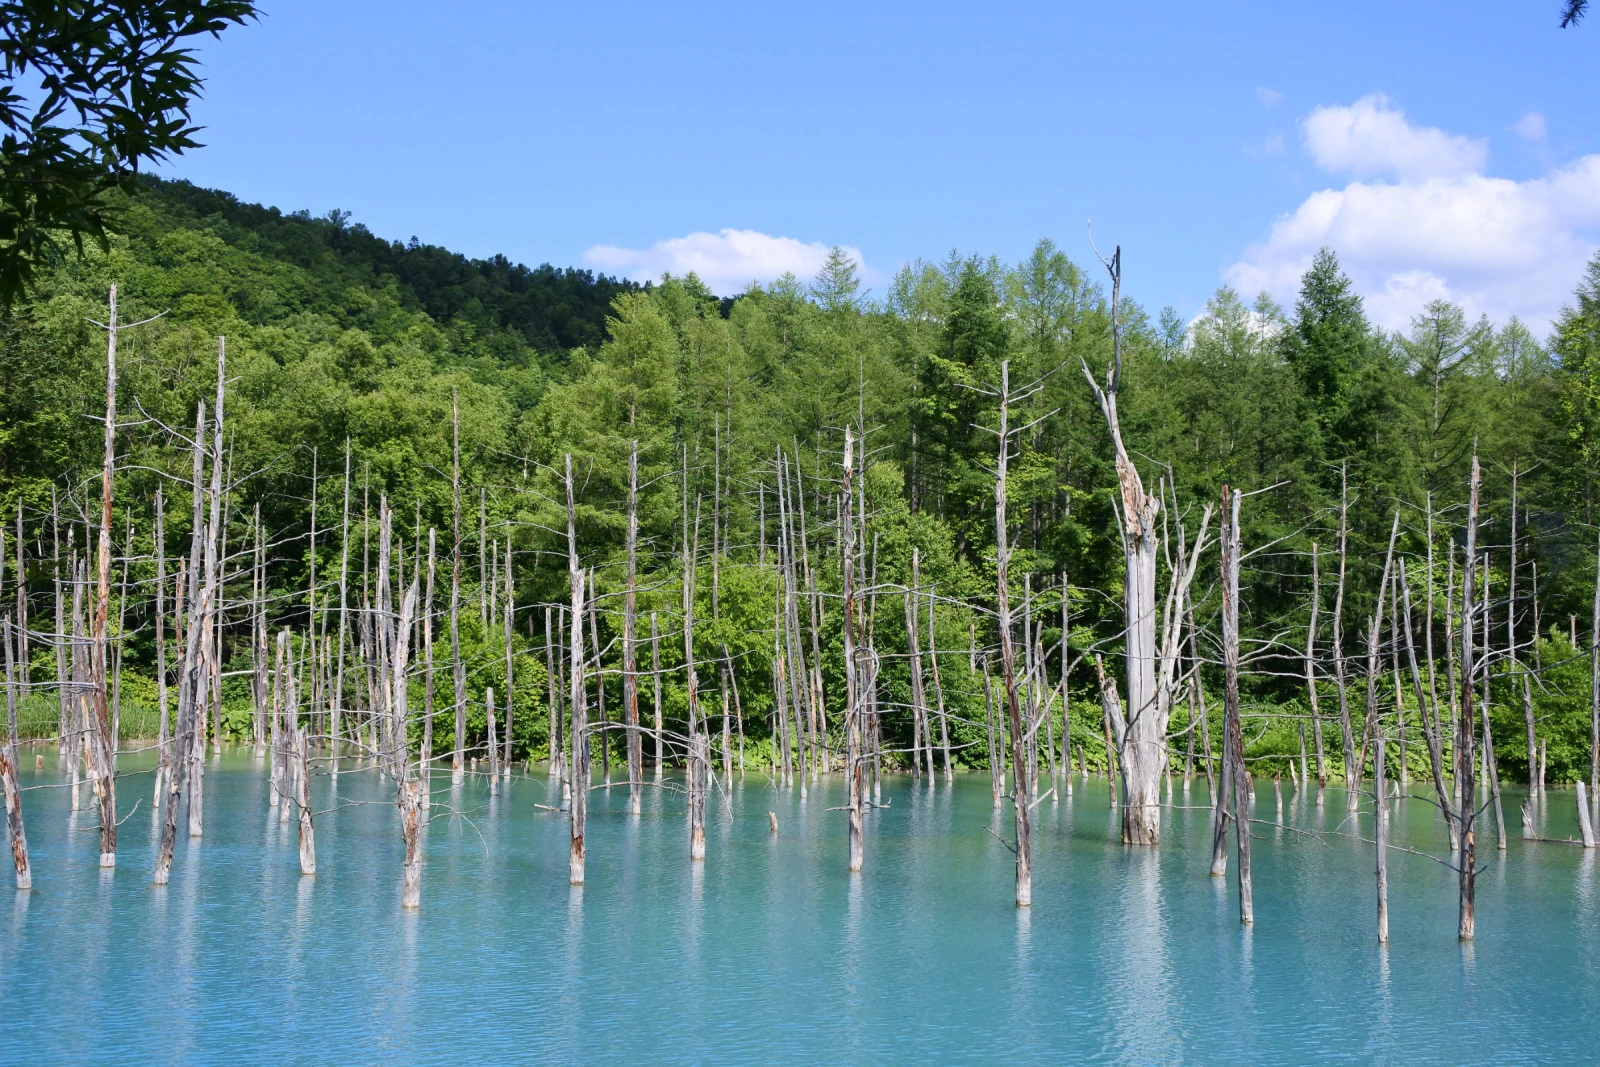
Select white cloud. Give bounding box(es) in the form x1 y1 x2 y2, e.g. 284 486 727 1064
1255 86 1284 108
583 229 874 296
1227 97 1600 331
1512 111 1547 141
1302 94 1487 180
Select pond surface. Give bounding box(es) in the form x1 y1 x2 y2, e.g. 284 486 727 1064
2 753 1598 1064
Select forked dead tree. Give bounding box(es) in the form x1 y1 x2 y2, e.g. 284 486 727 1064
1082 244 1210 846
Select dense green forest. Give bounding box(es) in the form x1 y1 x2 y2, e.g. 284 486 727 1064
3 175 1599 790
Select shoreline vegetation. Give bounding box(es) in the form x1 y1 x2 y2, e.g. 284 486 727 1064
4 178 1600 941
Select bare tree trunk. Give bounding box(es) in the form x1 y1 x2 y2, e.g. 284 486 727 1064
566 456 588 886
651 611 662 779
928 584 953 783
1510 465 1537 799
89 284 121 867
249 503 264 754
3 615 31 889
689 729 707 861
485 687 499 791
1400 559 1458 847
420 528 436 800
52 491 65 763
1307 543 1327 784
296 726 315 875
1591 524 1600 803
842 427 863 871
1375 718 1389 943
155 404 212 885
1458 455 1480 940
333 439 351 767
450 395 466 784
1082 251 1203 846
905 580 928 781
398 776 422 908
155 492 172 802
545 605 560 777
1481 552 1506 850
587 570 607 786
624 440 641 814
14 505 28 692
1221 488 1251 926
995 362 1031 906
503 544 514 776
188 348 226 838
984 664 1001 807
1333 464 1356 809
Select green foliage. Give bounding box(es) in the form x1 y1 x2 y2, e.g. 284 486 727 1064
2 186 1597 780
0 0 257 302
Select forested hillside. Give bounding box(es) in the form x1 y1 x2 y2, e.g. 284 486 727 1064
3 176 1598 792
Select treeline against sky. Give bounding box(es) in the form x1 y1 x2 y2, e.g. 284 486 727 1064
2 176 1598 783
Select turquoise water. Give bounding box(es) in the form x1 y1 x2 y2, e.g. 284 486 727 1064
3 754 1598 1064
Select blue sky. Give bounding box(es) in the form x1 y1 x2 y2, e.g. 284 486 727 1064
167 0 1598 331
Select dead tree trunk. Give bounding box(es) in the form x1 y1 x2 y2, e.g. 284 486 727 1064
450 395 466 784
89 284 121 867
545 605 560 777
1375 719 1389 944
296 726 315 875
994 361 1031 905
1510 465 1537 799
333 439 351 765
1307 543 1327 784
651 611 662 779
3 615 31 889
1400 559 1458 847
154 404 212 885
689 729 708 861
1480 553 1506 850
155 491 171 802
420 528 436 795
928 584 953 783
1332 465 1357 809
566 456 588 886
1457 454 1480 940
1591 524 1599 802
624 440 642 814
503 547 514 777
842 427 863 872
1082 248 1206 846
1221 487 1250 921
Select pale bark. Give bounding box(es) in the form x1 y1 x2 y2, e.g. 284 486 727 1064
3 615 31 889
842 427 863 872
1333 465 1356 808
1082 255 1208 846
624 440 641 814
566 456 588 886
995 362 1031 905
1375 721 1389 944
296 726 315 875
1458 455 1480 940
90 284 120 866
450 395 466 783
1400 559 1457 847
1222 488 1251 923
503 544 514 776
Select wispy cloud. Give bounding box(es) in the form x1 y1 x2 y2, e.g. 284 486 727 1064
583 229 875 295
1255 86 1284 108
1511 111 1547 141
